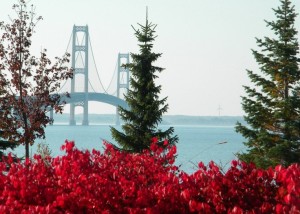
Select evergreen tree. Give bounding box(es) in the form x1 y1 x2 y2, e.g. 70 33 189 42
236 0 300 168
111 13 178 152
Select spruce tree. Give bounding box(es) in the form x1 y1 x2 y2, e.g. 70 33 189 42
236 0 300 168
111 13 178 152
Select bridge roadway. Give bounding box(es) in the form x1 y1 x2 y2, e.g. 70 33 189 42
49 92 127 125
59 92 128 108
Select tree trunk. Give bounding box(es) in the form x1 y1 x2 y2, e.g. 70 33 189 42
23 112 29 159
25 141 29 159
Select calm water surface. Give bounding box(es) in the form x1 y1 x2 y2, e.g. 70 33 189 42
12 124 246 173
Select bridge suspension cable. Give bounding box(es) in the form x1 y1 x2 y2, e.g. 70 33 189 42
88 79 97 93
57 31 73 93
58 27 125 99
105 60 118 95
59 31 86 93
88 36 109 94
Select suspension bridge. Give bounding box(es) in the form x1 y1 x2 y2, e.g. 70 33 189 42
50 25 130 126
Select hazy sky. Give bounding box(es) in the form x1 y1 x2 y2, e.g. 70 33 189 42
1 0 300 116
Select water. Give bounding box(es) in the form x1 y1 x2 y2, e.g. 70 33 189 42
10 124 246 173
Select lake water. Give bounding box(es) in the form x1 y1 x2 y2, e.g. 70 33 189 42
10 124 246 173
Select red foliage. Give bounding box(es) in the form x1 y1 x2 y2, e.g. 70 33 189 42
0 140 299 213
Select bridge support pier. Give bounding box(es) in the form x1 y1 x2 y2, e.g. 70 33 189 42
116 53 130 125
65 26 129 126
82 102 89 125
69 25 89 126
69 104 76 125
116 108 120 126
69 119 76 126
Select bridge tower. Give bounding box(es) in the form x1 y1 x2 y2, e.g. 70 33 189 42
69 25 89 125
116 53 130 125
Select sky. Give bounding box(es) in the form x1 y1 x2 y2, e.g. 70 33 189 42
1 0 300 116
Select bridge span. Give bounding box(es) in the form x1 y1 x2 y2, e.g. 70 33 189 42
56 25 130 126
49 92 128 125
61 92 127 108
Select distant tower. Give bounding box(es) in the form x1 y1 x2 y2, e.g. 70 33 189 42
116 53 130 125
69 25 89 125
218 105 222 116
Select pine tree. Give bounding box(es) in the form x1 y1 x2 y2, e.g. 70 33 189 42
236 0 300 168
111 12 178 152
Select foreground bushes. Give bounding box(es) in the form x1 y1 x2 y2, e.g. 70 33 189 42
0 139 299 213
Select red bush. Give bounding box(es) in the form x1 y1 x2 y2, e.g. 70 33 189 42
0 139 299 213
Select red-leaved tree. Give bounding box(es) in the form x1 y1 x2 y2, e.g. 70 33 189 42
0 0 73 158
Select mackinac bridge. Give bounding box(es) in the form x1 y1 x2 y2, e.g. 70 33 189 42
50 25 130 126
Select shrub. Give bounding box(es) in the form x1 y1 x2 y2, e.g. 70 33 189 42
0 139 299 213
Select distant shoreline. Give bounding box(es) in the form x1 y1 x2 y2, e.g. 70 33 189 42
51 113 245 126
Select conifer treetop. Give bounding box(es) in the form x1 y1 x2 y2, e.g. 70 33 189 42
110 10 178 152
